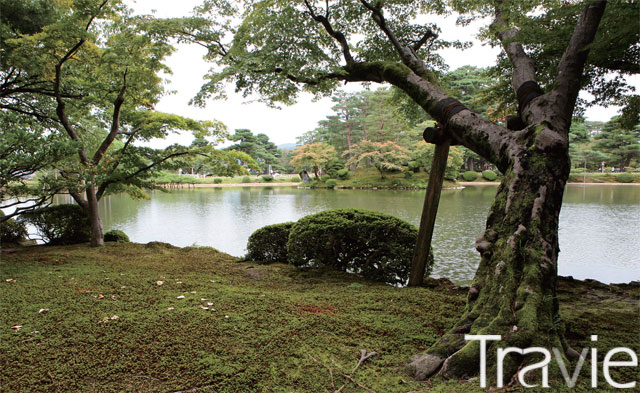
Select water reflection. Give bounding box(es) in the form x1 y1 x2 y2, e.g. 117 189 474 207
96 184 639 285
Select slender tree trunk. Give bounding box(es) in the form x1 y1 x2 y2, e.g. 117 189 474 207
86 185 104 247
408 127 571 383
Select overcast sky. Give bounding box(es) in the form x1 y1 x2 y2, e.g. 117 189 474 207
126 0 638 148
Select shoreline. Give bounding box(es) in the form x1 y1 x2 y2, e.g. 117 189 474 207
169 181 639 188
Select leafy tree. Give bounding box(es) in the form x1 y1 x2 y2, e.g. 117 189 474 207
289 143 337 179
1 0 226 245
226 129 282 173
196 0 632 381
412 140 465 180
346 140 410 179
594 116 640 168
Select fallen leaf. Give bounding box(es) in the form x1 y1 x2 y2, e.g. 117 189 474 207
190 291 196 294
200 298 207 301
156 281 164 286
200 305 209 310
6 278 16 283
111 295 117 301
209 280 215 283
110 315 119 320
97 294 104 299
38 309 49 314
225 315 229 319
167 307 175 311
207 302 213 306
176 281 183 284
176 295 185 299
11 325 22 331
121 286 126 289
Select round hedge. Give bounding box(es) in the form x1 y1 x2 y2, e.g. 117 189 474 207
462 171 479 181
261 175 274 182
245 222 295 263
481 170 497 181
21 204 91 245
336 168 349 179
286 209 432 285
104 229 130 243
617 173 634 183
213 178 223 184
241 176 251 183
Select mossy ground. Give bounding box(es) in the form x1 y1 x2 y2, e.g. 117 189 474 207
1 243 638 392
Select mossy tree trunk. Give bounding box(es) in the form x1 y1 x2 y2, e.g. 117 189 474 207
300 0 605 383
408 125 572 381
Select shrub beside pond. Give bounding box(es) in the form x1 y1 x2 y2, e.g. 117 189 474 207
241 176 251 183
21 204 90 245
213 178 223 184
325 179 337 189
245 222 295 263
462 171 479 181
617 173 634 183
261 175 274 182
482 170 497 181
286 209 431 285
0 211 28 244
104 230 130 243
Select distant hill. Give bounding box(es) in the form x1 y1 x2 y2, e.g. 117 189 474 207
277 143 297 151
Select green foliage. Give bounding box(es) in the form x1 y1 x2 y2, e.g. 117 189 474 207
287 209 429 285
411 139 464 180
325 179 337 189
404 171 414 179
616 173 634 183
346 140 410 179
0 211 28 244
241 176 251 183
225 129 282 173
289 143 337 178
325 160 345 179
336 168 349 179
245 222 294 263
320 174 330 182
213 178 223 184
462 171 479 181
21 204 90 245
481 170 497 181
104 230 130 243
261 175 274 182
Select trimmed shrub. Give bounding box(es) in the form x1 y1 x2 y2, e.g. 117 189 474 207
336 169 349 179
325 179 337 189
408 160 421 172
617 173 634 183
404 171 414 179
21 204 90 245
261 175 274 182
245 222 294 263
482 170 497 181
241 176 251 183
462 171 479 181
0 211 28 244
104 230 130 243
213 178 223 184
320 174 331 182
391 178 403 187
288 175 301 182
287 209 432 285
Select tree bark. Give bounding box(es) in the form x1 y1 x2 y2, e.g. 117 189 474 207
408 125 571 382
86 185 104 247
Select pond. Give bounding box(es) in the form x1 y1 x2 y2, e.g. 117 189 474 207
82 184 639 285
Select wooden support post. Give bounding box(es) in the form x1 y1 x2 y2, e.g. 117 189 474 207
408 140 450 286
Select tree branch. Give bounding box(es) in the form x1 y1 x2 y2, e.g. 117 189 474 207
303 0 354 66
359 0 435 82
92 69 128 165
492 1 537 94
553 0 607 122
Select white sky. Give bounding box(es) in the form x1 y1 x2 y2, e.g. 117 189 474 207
126 0 638 147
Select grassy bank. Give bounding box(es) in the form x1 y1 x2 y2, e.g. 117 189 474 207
567 171 640 183
153 172 301 186
1 243 638 392
309 167 459 189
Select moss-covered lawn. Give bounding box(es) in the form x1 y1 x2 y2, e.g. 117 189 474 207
1 243 638 392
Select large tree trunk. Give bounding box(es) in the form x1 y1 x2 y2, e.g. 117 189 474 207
407 126 571 383
86 185 104 247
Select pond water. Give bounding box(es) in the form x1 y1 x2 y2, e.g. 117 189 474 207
82 184 638 285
